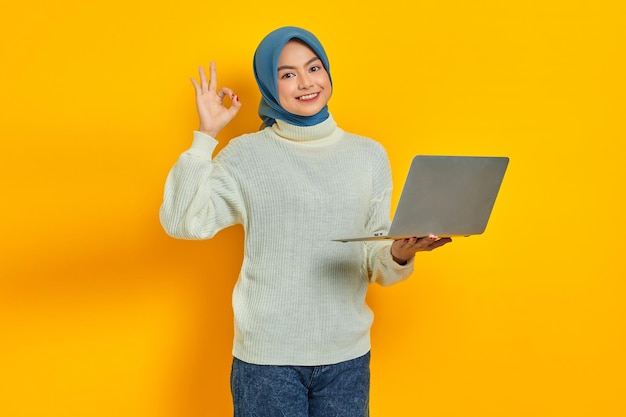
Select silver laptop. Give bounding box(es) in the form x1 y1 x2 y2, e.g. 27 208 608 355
333 155 509 242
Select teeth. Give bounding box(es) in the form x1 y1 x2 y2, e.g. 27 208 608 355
298 93 318 100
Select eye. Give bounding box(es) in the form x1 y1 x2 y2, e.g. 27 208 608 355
280 72 295 79
310 65 321 72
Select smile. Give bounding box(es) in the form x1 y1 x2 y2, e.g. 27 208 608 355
297 93 319 101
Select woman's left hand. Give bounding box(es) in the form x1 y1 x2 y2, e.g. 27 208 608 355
391 234 452 265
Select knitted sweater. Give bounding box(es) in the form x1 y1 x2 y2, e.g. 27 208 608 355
160 115 414 366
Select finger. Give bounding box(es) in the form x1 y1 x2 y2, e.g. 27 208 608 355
404 235 436 250
420 234 438 243
405 235 432 246
422 236 452 251
208 61 217 93
431 237 452 249
199 65 209 91
217 86 233 101
392 238 410 249
190 77 201 95
422 239 448 251
216 87 242 113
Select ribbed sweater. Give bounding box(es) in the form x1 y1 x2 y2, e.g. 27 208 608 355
160 115 414 366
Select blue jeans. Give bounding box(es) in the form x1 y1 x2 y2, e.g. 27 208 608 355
231 352 370 417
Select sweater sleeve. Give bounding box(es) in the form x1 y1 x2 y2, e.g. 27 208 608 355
364 146 414 286
366 241 414 286
159 131 244 239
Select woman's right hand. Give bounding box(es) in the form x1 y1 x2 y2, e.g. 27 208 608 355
190 62 242 137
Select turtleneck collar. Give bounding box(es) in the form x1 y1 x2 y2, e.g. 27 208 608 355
270 113 339 142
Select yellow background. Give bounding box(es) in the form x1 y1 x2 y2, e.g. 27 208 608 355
1 1 624 416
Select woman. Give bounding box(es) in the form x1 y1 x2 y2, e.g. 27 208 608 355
160 26 451 417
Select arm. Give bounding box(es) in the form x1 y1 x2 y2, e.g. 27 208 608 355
365 148 451 285
364 149 414 286
159 63 244 239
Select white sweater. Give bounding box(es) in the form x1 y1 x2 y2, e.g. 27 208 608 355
160 115 414 366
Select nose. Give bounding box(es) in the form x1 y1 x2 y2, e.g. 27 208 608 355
298 73 314 89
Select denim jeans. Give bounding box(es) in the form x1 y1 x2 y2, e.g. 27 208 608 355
231 352 370 417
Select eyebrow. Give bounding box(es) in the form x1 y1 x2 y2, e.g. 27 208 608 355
277 56 321 72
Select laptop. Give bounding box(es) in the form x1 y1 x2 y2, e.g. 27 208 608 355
333 155 509 242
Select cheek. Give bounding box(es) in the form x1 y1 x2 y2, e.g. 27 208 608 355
316 73 332 89
277 83 289 105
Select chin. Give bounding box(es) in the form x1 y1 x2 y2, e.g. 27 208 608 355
294 104 326 117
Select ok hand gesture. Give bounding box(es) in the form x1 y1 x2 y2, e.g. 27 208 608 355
190 62 242 138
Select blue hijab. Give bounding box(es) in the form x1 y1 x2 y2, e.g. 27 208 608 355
253 27 332 128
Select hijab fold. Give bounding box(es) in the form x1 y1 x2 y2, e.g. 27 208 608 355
253 27 332 128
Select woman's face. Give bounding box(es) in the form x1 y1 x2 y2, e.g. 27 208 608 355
276 40 332 117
